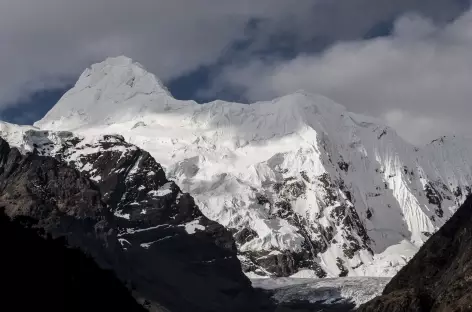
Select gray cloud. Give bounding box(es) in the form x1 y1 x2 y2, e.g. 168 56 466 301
207 9 472 145
0 0 468 110
0 0 313 107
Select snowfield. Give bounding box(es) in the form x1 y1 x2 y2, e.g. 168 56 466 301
2 56 471 279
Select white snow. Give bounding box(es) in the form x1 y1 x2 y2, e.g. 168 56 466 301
141 235 176 248
114 210 130 220
121 224 169 235
183 220 205 234
0 122 37 152
118 238 131 247
90 175 102 182
354 240 418 277
1 56 470 278
140 241 156 249
148 182 173 197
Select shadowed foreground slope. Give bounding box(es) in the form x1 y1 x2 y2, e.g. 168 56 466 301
358 196 472 312
0 136 272 312
0 210 146 312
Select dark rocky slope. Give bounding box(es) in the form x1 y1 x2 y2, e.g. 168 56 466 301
0 210 146 312
358 195 472 312
0 136 270 312
0 137 120 269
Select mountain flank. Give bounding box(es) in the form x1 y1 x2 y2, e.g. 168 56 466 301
359 195 472 312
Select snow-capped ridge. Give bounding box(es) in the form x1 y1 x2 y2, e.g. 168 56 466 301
33 57 356 137
27 57 472 279
34 56 173 131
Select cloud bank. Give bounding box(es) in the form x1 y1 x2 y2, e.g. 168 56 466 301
0 0 311 106
0 0 470 144
207 9 472 144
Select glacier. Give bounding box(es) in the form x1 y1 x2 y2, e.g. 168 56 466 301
3 55 471 278
252 276 390 307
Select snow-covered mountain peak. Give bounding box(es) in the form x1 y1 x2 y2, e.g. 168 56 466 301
34 56 172 131
34 56 384 139
79 55 170 92
25 58 472 279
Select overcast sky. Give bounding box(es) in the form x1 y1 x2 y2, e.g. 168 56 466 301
0 0 471 145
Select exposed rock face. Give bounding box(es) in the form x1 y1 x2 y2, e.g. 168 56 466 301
358 195 472 312
0 209 146 312
0 136 269 312
0 137 119 270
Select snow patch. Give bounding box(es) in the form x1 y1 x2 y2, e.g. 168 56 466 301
183 220 205 234
114 210 130 220
148 182 173 197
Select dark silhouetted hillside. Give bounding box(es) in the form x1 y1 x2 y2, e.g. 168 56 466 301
0 210 146 312
359 196 472 312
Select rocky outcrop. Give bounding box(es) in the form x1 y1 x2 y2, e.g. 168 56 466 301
358 195 472 312
0 136 270 312
0 137 119 270
237 171 372 278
